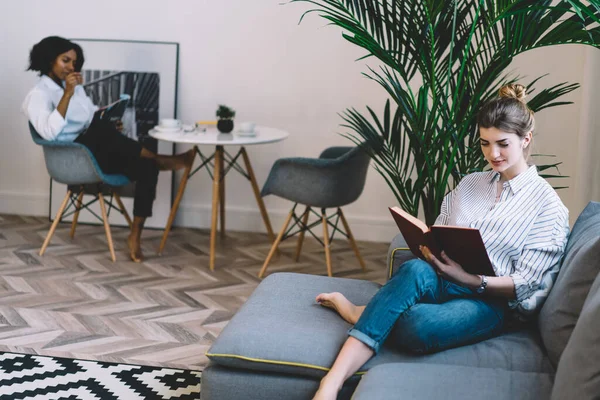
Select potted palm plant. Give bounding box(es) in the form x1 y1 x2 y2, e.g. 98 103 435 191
291 0 600 225
216 104 236 133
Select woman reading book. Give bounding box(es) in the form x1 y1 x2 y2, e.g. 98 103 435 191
312 83 570 400
23 36 194 263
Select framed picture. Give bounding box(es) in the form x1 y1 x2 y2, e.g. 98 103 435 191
49 39 179 229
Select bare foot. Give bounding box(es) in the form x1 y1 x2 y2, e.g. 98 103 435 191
316 292 362 325
312 377 341 400
127 234 143 263
181 148 195 169
156 149 195 171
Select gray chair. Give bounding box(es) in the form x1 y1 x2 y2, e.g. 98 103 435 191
29 123 132 261
259 146 370 277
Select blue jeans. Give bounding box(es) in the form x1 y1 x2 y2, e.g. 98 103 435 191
349 259 506 354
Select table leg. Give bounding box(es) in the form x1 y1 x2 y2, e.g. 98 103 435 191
158 145 198 255
219 147 225 239
210 146 223 271
241 147 275 242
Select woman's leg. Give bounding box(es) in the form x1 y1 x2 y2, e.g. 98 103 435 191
77 120 193 173
391 297 505 354
125 157 159 262
75 120 192 261
313 337 373 400
140 147 195 171
314 259 442 399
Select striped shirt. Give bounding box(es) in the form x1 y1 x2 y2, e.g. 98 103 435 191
434 165 570 317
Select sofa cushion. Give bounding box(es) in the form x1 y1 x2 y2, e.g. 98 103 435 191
538 201 600 367
551 270 600 399
207 273 554 380
352 363 554 400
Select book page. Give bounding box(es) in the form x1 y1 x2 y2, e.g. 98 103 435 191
389 207 434 261
389 207 428 232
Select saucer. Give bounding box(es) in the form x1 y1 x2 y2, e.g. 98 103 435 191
235 130 258 137
154 125 183 133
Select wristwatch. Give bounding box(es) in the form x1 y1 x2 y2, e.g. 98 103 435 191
476 275 488 294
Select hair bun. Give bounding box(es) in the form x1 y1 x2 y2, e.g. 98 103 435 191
498 83 527 103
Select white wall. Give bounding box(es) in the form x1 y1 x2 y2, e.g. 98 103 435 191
0 0 598 242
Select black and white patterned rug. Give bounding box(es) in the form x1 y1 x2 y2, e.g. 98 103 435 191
0 352 201 399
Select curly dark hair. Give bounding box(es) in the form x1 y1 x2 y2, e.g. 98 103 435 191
28 36 84 76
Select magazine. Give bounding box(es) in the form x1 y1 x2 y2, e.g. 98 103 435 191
93 94 130 123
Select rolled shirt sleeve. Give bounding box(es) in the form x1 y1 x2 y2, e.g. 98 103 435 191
23 90 67 141
22 76 96 142
508 202 570 315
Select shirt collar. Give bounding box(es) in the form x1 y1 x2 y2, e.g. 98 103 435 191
489 165 538 194
39 75 64 90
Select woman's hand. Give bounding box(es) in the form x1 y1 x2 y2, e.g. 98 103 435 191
420 245 480 287
64 72 82 95
57 72 83 118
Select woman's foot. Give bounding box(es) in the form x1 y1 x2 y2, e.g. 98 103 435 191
127 234 143 263
316 292 362 325
154 149 195 171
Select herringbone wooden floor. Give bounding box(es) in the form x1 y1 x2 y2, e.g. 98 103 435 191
0 214 389 371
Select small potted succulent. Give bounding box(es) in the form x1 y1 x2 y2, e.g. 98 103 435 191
216 104 236 133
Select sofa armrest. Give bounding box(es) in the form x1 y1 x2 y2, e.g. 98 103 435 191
352 363 554 400
386 233 415 280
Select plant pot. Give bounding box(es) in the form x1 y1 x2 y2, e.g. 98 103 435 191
217 119 234 133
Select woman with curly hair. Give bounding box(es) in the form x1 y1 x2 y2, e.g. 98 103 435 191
23 36 193 263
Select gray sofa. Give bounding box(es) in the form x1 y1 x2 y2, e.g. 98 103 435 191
202 202 600 399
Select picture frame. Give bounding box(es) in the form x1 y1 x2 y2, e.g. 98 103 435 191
49 39 179 229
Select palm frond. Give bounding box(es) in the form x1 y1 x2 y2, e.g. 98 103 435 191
290 0 600 222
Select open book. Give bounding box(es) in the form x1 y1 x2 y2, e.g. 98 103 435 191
93 94 130 123
389 206 496 276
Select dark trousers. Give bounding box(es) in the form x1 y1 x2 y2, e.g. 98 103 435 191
75 120 159 218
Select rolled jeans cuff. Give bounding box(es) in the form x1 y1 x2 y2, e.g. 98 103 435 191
348 328 381 353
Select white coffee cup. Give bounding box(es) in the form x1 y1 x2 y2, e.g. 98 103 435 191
239 122 256 133
160 118 181 129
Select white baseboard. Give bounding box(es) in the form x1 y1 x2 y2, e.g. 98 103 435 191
0 192 398 243
0 191 49 217
174 204 397 243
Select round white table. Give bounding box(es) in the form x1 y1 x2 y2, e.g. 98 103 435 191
150 126 289 270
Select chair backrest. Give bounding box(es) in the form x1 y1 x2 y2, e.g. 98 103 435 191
28 123 103 185
319 146 371 206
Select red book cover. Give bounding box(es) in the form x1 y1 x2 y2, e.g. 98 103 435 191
389 207 495 276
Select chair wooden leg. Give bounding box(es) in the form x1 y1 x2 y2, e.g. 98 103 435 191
70 190 84 239
158 145 198 255
339 208 366 271
219 149 226 239
241 147 275 242
40 190 72 256
98 194 116 262
113 193 132 229
259 209 295 279
322 209 333 277
210 147 223 271
294 206 310 262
